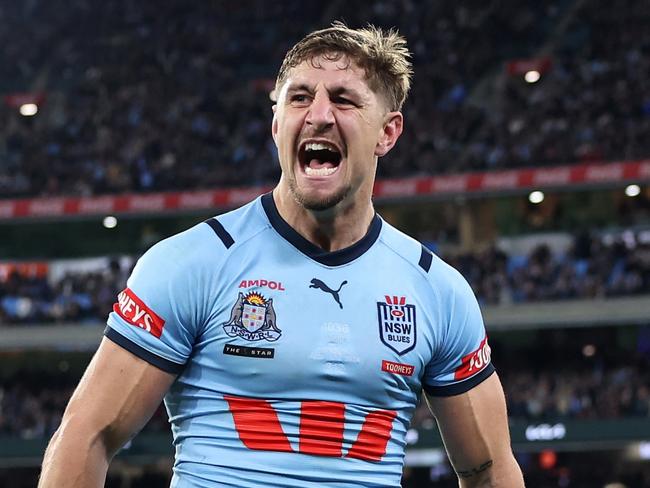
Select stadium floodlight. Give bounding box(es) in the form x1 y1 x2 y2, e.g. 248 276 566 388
582 344 596 357
19 103 38 116
625 184 641 197
524 70 540 83
528 190 544 204
639 442 650 460
103 215 118 229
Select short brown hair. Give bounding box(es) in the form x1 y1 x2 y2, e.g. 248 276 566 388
275 22 413 111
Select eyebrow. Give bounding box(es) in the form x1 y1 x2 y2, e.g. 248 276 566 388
286 83 313 93
285 83 363 100
328 86 362 99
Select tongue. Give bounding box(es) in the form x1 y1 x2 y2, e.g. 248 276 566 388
308 159 336 169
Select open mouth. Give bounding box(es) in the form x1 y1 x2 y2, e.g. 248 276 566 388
298 141 342 176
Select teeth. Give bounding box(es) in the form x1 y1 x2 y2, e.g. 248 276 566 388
305 166 338 176
305 142 339 153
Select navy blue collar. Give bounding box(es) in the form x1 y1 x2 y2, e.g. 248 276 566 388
261 193 382 266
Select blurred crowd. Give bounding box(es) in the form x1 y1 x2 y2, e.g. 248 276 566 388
503 363 650 421
450 233 650 305
409 356 650 431
0 370 168 440
2 230 648 325
0 258 130 325
455 0 650 172
0 373 73 440
0 0 648 198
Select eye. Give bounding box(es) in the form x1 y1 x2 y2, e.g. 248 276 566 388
290 93 310 104
333 96 355 106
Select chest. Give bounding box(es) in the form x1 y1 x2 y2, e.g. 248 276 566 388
187 254 438 407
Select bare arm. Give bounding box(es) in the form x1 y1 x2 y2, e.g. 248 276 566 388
39 338 177 488
426 373 525 487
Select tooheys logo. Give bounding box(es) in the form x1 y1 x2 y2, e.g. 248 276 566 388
454 336 491 380
113 288 165 338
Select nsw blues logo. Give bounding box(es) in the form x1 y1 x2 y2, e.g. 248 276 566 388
377 295 416 355
222 292 282 342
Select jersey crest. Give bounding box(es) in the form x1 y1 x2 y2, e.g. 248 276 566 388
377 295 416 355
223 292 282 342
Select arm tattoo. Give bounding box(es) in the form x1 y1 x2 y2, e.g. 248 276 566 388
456 460 493 478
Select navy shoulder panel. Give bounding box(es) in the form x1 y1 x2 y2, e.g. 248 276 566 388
204 218 235 249
418 245 433 273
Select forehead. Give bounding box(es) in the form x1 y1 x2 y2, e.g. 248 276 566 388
280 54 374 97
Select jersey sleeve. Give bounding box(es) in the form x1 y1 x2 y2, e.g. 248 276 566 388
105 235 205 375
422 267 494 396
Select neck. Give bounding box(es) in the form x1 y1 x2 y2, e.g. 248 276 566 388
271 187 375 252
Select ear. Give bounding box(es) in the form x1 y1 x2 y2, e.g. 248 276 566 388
271 106 279 145
375 111 403 157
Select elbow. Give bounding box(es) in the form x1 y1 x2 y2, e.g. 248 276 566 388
98 423 133 459
53 412 121 460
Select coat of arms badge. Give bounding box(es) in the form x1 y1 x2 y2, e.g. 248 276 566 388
222 292 282 342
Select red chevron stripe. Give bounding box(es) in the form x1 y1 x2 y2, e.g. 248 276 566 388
346 409 397 462
224 395 293 452
299 401 345 456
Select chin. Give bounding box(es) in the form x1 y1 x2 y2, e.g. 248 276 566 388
290 183 352 212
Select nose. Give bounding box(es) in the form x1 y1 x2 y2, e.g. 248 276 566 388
305 93 335 130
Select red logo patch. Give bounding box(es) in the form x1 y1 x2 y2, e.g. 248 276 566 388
381 360 414 377
113 288 165 338
454 336 491 380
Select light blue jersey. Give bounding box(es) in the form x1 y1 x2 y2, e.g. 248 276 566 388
106 193 494 487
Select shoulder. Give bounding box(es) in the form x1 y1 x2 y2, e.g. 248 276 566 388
377 219 434 274
378 219 471 300
202 197 271 252
150 198 267 260
133 198 267 281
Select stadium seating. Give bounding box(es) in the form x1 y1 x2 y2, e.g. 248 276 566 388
1 1 648 197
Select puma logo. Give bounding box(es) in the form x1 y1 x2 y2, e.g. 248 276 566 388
309 278 348 309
